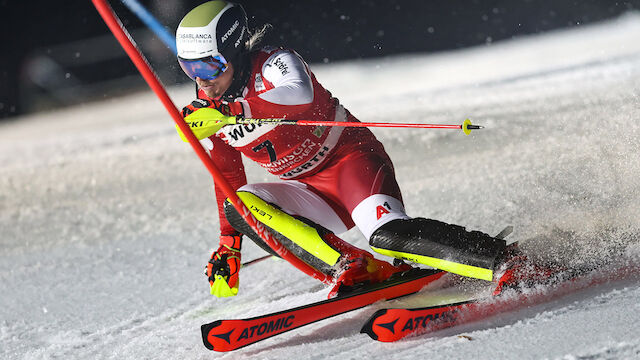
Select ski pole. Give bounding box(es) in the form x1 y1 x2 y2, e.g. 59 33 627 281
241 255 273 268
236 117 483 135
180 108 483 139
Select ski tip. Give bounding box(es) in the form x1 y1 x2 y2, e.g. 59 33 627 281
201 320 223 351
360 309 387 340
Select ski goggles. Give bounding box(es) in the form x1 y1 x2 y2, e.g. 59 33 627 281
178 54 228 81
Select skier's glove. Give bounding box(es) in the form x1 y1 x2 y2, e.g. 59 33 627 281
181 99 219 117
182 98 242 117
206 234 242 297
176 99 232 141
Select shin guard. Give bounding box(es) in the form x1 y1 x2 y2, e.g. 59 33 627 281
224 192 366 278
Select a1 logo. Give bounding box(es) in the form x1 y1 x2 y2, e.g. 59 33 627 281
376 202 392 220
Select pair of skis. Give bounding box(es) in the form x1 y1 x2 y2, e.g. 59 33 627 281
201 268 446 351
201 226 513 352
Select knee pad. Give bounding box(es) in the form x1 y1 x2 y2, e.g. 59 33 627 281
224 199 281 258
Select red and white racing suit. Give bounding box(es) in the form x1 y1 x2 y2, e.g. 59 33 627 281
200 46 409 240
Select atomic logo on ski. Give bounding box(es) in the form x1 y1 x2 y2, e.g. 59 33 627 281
375 317 398 334
237 315 295 340
361 302 470 342
400 310 458 331
210 329 234 344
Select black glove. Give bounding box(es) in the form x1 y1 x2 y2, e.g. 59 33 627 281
205 234 242 297
182 99 218 117
182 98 237 118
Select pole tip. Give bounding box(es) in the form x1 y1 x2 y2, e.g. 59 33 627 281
462 119 484 135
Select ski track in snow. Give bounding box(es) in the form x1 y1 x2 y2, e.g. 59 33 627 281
2 13 640 359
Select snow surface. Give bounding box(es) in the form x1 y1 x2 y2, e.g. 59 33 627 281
2 13 640 359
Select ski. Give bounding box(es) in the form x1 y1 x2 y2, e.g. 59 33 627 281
201 268 445 351
361 264 637 342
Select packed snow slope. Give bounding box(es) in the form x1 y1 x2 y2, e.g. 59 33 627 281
2 13 640 360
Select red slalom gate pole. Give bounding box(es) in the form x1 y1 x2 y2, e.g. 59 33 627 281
91 0 332 283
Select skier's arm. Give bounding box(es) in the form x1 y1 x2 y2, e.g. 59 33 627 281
204 135 247 297
225 50 315 119
208 135 247 236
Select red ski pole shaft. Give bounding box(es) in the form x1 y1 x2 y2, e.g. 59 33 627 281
295 120 463 129
235 118 483 133
91 0 332 283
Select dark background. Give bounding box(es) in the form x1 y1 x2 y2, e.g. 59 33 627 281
1 0 639 119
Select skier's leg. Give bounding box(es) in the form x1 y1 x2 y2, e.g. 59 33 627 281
224 181 349 258
347 158 506 280
223 182 346 275
223 182 405 294
303 132 507 281
235 181 352 235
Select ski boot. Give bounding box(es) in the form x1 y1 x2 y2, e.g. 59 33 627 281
328 243 412 298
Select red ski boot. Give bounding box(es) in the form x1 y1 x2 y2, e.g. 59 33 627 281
328 251 411 298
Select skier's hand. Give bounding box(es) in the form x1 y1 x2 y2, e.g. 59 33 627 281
181 99 219 117
206 234 242 297
182 98 242 117
176 99 232 141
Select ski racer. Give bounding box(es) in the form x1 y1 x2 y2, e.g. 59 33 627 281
175 1 511 298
